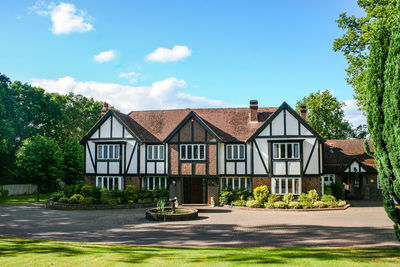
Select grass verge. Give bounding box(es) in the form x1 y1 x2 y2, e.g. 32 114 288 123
0 236 399 266
0 193 52 204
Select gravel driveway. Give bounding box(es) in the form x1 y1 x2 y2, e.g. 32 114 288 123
0 203 398 247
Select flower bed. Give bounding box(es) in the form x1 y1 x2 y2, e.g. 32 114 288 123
225 203 351 211
45 199 156 210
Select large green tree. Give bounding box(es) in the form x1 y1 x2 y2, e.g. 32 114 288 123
366 7 400 240
16 135 63 201
334 0 397 111
61 137 84 185
296 90 355 139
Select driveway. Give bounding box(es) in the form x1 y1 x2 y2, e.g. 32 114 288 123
0 203 398 247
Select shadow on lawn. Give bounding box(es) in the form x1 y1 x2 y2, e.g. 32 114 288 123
0 236 399 265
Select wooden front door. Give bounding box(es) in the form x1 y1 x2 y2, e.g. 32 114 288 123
183 178 204 204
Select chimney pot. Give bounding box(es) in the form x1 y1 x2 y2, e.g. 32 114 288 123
300 104 307 120
101 102 109 117
250 100 258 122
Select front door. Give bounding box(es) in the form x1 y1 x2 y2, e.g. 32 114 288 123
183 178 204 204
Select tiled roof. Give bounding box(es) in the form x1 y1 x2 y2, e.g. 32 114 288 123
324 139 377 174
127 107 278 142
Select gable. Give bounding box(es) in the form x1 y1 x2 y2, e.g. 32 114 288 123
344 159 367 173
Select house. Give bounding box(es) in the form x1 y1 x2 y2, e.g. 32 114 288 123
80 100 381 204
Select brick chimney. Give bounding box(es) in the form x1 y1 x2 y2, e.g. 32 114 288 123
250 100 258 122
300 104 307 120
101 102 109 117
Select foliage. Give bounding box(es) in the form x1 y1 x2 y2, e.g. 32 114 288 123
307 190 319 204
51 192 64 202
245 200 262 208
283 193 294 204
59 197 69 203
338 200 347 207
69 194 84 204
64 185 76 198
264 202 275 209
157 200 166 213
80 185 94 197
219 188 234 205
107 198 121 206
233 189 251 201
273 201 288 209
253 185 269 204
124 185 139 202
313 201 326 209
330 182 345 200
16 135 63 197
301 202 313 209
288 201 302 209
324 186 333 196
140 189 153 199
0 185 8 198
333 0 397 111
326 201 338 208
267 194 280 203
365 5 400 240
321 194 337 203
79 197 96 205
100 188 111 204
296 90 356 139
142 198 153 204
61 137 84 185
110 189 125 203
231 199 247 207
297 193 310 203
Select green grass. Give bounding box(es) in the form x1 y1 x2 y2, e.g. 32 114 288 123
0 193 52 204
0 236 399 266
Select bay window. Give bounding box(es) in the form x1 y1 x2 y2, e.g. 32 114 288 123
271 178 301 195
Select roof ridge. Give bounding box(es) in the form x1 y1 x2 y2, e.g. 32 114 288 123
128 106 278 114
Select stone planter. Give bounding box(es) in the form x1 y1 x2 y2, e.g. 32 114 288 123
45 200 156 210
146 207 198 221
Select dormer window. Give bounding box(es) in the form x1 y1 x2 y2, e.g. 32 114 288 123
227 144 245 160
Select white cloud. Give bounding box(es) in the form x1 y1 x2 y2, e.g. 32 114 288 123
146 45 191 62
32 1 93 34
31 76 227 113
118 72 140 83
94 50 116 63
343 99 367 126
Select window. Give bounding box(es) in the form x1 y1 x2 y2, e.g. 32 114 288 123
96 176 123 190
322 174 335 186
220 177 251 191
142 176 168 190
180 144 205 160
147 145 164 160
226 144 245 160
97 144 120 160
273 143 300 159
271 178 301 195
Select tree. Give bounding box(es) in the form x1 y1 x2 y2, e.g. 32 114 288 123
296 90 355 139
334 0 397 111
61 137 84 185
16 136 63 201
365 7 400 241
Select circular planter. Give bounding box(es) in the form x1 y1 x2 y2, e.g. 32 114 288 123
146 207 198 221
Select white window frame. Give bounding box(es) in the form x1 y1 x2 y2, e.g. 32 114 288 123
220 177 251 191
322 174 335 186
96 176 123 190
226 144 245 160
180 144 206 160
147 145 164 160
272 143 300 159
97 144 120 160
142 176 168 190
271 178 301 195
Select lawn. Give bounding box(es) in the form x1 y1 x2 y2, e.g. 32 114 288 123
0 193 52 204
0 236 399 266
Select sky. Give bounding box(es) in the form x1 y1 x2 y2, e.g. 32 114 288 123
0 0 366 126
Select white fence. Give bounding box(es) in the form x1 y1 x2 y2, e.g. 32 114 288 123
2 184 37 196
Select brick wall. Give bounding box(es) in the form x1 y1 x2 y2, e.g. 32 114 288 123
302 176 322 195
170 144 178 175
208 144 217 175
84 175 96 186
207 178 219 205
125 176 140 188
252 177 271 191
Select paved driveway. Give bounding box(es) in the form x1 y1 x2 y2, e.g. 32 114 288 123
0 203 398 247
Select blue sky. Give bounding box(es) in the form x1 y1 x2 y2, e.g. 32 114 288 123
0 0 365 125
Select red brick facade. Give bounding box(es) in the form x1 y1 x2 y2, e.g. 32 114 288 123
302 176 322 195
84 175 96 186
207 178 219 205
125 176 140 188
252 177 271 191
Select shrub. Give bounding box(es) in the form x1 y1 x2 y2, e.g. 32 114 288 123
159 197 168 202
51 191 64 202
64 185 76 198
324 186 333 196
283 193 294 204
301 202 313 209
140 189 153 199
158 188 169 198
231 199 247 207
326 201 338 208
124 185 139 202
288 201 301 209
137 199 143 204
268 194 280 203
153 197 159 203
100 188 110 204
264 202 275 209
69 194 84 204
253 185 269 204
330 182 345 200
143 198 153 204
233 189 251 201
90 186 101 199
80 197 96 205
110 189 125 203
80 185 94 197
107 198 121 205
274 201 288 209
219 189 234 205
297 193 309 203
246 200 262 208
59 197 69 203
313 201 326 208
0 186 8 198
321 194 336 203
337 200 347 207
307 189 319 203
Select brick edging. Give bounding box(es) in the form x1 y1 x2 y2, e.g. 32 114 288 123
45 200 156 210
223 204 351 211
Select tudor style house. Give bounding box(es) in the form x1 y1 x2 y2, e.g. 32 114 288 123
80 100 381 204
